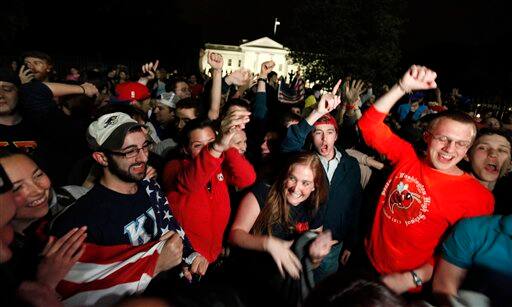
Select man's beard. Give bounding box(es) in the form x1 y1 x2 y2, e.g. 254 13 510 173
106 156 146 183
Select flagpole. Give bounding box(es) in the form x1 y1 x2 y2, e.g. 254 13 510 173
274 18 280 36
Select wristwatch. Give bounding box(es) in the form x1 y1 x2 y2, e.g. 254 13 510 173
411 271 423 287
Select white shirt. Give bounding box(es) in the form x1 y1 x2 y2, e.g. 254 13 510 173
318 148 342 183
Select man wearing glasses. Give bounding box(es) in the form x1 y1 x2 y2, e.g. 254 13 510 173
52 112 162 245
357 66 494 294
50 112 207 304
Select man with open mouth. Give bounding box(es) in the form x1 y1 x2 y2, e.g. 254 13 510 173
464 127 511 215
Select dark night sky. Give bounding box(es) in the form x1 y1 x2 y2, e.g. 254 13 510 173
1 0 511 96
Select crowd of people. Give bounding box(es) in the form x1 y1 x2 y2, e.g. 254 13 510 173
1 50 511 307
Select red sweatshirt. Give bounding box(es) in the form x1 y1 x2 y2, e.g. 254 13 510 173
163 147 256 263
358 106 494 274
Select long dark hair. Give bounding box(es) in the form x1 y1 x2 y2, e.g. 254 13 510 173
252 152 328 235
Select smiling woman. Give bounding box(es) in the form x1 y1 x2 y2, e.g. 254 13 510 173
0 150 88 235
0 150 89 299
251 153 328 238
0 151 52 233
230 152 329 252
227 152 335 305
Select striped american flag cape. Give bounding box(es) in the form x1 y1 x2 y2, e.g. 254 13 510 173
278 75 305 104
56 179 197 306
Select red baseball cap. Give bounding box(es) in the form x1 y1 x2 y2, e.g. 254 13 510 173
115 82 150 102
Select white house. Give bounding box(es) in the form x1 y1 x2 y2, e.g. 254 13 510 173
202 37 298 78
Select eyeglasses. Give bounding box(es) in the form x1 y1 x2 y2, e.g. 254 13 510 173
426 131 472 149
107 141 153 158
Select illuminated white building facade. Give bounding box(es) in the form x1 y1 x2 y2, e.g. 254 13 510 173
202 37 298 77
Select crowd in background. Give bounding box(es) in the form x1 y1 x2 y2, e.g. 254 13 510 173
1 50 511 307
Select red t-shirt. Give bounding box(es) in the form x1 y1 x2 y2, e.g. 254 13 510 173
358 106 494 274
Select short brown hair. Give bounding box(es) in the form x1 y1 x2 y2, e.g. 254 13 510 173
471 127 512 152
427 110 477 140
22 50 53 65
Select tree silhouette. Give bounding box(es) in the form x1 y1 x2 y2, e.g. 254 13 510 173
282 0 405 86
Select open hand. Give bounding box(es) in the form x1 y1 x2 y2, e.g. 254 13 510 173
345 79 365 105
309 230 338 264
37 226 87 289
265 236 302 279
141 60 159 80
216 109 251 151
225 69 251 86
18 65 35 84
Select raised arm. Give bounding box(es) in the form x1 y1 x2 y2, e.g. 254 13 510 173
374 65 437 114
43 82 98 97
198 48 206 79
138 60 158 85
207 52 223 120
357 66 437 162
306 80 342 125
224 68 251 88
338 79 365 124
360 82 373 103
252 60 275 120
20 80 98 119
209 107 251 155
223 148 256 189
174 108 251 193
281 80 341 152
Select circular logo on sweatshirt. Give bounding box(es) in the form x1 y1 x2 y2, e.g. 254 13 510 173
382 172 431 226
